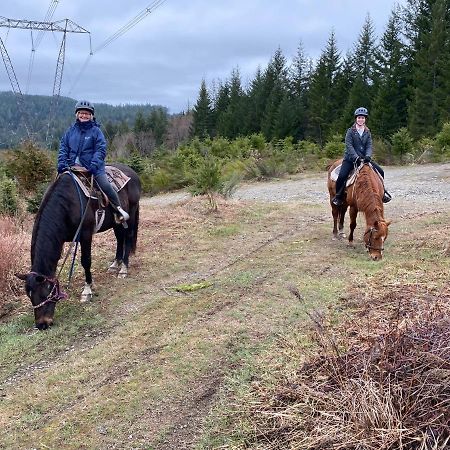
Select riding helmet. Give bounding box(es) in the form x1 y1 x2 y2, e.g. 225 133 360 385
354 107 368 117
75 100 95 114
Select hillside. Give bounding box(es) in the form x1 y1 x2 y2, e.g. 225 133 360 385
0 91 167 149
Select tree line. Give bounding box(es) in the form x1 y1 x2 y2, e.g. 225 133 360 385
191 0 450 145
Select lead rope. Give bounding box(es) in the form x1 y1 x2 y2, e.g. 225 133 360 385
57 172 94 287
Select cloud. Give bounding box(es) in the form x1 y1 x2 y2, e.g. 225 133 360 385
0 0 405 113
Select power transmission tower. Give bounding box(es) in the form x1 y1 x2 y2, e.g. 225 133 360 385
0 16 91 143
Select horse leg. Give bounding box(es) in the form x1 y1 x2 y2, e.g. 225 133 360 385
338 205 347 239
118 216 137 279
348 206 358 247
331 204 339 239
80 235 93 302
108 226 125 273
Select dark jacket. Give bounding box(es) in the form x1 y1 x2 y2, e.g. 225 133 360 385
57 119 106 175
343 124 372 162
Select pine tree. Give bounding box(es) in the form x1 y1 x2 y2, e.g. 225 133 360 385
261 48 289 140
371 7 409 139
191 79 213 139
344 15 379 120
407 0 450 137
216 68 245 139
307 31 342 145
289 41 311 140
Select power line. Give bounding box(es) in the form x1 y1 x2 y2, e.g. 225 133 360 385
68 0 167 95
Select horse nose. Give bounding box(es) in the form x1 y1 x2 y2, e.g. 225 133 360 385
371 253 382 261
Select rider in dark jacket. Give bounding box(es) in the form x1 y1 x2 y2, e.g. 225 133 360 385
332 107 392 206
57 100 129 221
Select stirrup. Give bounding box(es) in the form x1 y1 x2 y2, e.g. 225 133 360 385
382 192 392 203
115 206 130 222
332 196 343 206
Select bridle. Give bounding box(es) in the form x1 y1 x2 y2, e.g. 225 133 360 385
29 272 68 310
364 226 384 252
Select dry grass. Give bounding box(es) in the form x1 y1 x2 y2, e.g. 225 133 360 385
234 285 450 450
0 215 30 302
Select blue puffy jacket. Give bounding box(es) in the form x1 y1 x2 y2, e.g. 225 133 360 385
57 119 107 175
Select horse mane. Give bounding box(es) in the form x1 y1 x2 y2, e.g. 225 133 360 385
354 167 384 221
30 176 67 264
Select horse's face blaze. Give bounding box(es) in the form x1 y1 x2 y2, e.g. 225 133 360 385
17 273 56 329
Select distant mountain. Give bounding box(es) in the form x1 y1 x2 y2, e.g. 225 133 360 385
0 91 167 149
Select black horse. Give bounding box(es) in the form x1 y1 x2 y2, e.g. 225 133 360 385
16 163 141 330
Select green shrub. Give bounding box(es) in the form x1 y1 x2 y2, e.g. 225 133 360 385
5 141 54 192
0 176 19 215
26 182 49 213
372 137 392 165
189 155 223 210
414 137 437 163
391 128 414 163
435 122 450 160
324 134 344 159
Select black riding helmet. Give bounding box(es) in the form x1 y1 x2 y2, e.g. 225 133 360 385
75 100 95 114
354 106 368 117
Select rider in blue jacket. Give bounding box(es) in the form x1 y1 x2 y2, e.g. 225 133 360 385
57 100 129 221
332 107 392 206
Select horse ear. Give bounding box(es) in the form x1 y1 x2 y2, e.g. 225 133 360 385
15 273 29 281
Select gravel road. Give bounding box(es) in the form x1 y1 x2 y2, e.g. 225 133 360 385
142 162 450 216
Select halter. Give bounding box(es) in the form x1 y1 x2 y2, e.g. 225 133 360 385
364 226 384 252
29 272 68 310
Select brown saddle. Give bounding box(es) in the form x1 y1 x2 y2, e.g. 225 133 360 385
330 162 384 187
63 165 131 205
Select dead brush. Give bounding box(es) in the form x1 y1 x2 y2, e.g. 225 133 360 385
240 286 450 449
0 215 30 298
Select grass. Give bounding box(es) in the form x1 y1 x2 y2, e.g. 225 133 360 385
0 195 449 449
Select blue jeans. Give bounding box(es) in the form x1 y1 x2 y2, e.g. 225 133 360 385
94 173 121 207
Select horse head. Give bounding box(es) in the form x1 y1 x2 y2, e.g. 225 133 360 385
364 219 391 261
15 272 67 330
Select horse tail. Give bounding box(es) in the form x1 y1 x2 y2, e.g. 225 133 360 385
131 203 139 254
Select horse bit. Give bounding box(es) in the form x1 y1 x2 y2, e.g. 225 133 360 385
29 272 68 309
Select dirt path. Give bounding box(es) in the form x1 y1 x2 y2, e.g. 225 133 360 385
143 162 450 215
1 162 449 450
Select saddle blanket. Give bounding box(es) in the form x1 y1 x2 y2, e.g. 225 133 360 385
330 162 384 187
65 165 130 199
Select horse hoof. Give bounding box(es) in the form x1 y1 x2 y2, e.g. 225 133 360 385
117 272 127 279
339 233 346 239
107 267 118 273
80 293 92 303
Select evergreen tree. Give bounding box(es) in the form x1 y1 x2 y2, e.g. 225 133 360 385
212 81 230 136
371 7 409 138
244 67 266 135
308 31 342 145
191 79 214 138
148 107 169 147
216 68 245 139
134 111 148 133
261 47 290 140
344 15 379 122
407 0 450 137
289 41 311 140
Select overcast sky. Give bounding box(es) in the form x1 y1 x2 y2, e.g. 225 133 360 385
1 1 405 114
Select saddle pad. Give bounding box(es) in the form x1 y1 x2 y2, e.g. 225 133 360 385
64 166 131 199
330 162 384 187
330 164 358 187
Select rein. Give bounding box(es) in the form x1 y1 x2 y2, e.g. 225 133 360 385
29 272 68 309
364 226 384 251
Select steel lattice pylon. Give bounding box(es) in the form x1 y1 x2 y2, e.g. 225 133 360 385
0 16 91 142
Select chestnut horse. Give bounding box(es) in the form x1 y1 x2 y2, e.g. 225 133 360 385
16 163 141 330
327 159 391 260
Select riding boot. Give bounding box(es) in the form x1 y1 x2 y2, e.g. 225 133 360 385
382 191 392 203
94 174 130 222
115 205 130 221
